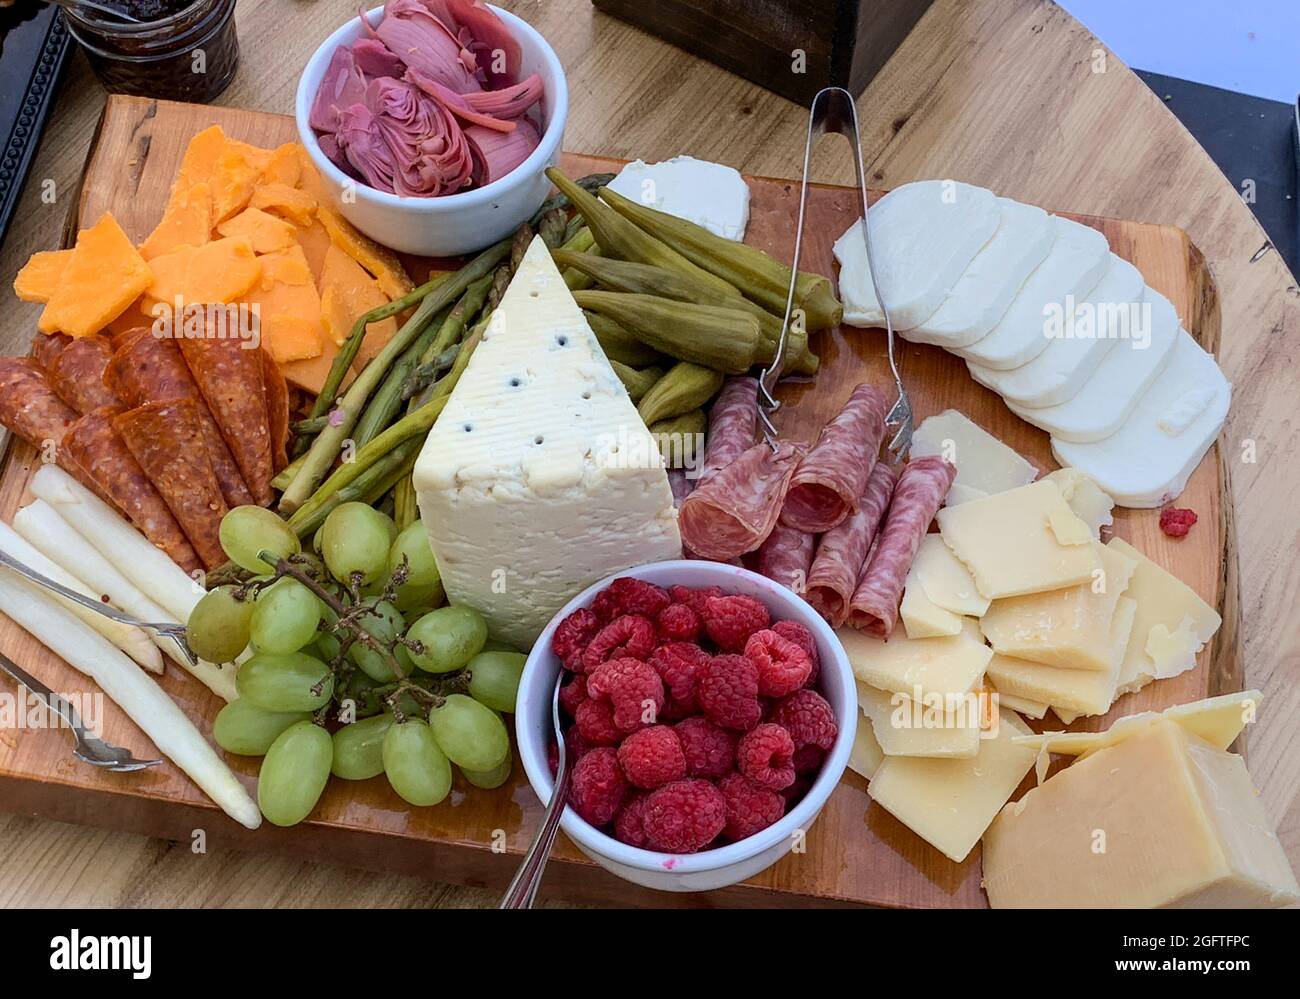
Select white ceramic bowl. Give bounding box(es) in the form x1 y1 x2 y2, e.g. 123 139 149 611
295 5 569 256
516 560 857 893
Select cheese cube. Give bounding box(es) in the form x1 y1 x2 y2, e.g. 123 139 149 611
856 682 981 758
413 238 681 648
868 709 1036 862
847 714 884 779
937 480 1100 598
983 719 1300 908
912 533 989 617
910 409 1037 504
839 625 991 700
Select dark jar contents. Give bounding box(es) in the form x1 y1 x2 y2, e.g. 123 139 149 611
64 0 239 103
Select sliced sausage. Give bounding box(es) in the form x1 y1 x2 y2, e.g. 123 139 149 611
678 440 803 561
47 335 120 414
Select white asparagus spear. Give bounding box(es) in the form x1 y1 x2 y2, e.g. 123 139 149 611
0 521 163 674
29 464 203 623
0 571 260 829
13 500 237 702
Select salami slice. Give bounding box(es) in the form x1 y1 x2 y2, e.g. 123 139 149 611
61 404 200 573
178 337 274 506
47 335 120 414
30 332 71 370
113 399 230 570
780 383 889 533
804 461 899 626
756 522 816 593
698 376 758 485
846 456 956 637
678 440 802 561
0 357 79 449
261 349 290 474
106 331 255 509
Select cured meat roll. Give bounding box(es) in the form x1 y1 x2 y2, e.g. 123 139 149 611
780 383 889 533
756 522 816 593
105 329 254 509
113 399 230 570
47 335 120 414
30 332 71 370
262 350 291 474
0 357 79 449
804 461 899 626
679 441 803 561
61 404 200 573
698 376 758 485
847 456 956 637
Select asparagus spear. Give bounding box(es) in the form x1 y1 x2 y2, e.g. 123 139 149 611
351 303 453 449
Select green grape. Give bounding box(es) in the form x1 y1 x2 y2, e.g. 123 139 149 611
377 509 399 545
428 693 509 771
460 748 513 790
321 502 391 584
466 651 526 713
186 585 254 663
387 522 445 612
314 602 341 662
312 524 326 557
236 651 334 712
382 719 452 806
249 578 322 654
213 699 310 756
482 637 522 654
292 551 328 580
347 601 405 681
220 505 300 573
331 713 395 780
257 721 332 826
405 606 487 674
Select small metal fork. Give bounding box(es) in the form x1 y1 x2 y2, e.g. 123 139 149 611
758 86 913 461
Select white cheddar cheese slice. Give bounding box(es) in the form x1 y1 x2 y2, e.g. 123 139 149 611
835 180 999 330
1051 330 1230 508
936 480 1100 599
900 564 963 639
848 713 885 779
838 625 991 700
912 533 990 617
413 237 681 649
868 709 1036 863
905 198 1054 347
989 689 1049 719
606 156 751 240
857 681 981 758
954 216 1110 371
1042 468 1114 538
945 484 988 505
910 409 1037 504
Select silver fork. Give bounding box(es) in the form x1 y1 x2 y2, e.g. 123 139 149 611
758 86 913 461
0 651 161 772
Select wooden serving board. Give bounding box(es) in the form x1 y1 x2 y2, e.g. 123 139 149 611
0 96 1237 908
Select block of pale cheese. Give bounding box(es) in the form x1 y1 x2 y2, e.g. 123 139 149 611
413 237 681 649
983 719 1300 908
937 480 1100 599
910 409 1037 505
911 533 989 617
839 625 991 700
868 709 1036 862
605 156 751 240
856 681 981 758
900 560 964 639
848 714 884 779
1042 468 1113 539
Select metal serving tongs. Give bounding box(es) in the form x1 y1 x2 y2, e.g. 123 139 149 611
758 86 913 460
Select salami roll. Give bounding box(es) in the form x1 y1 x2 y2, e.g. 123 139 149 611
47 335 120 414
756 522 816 593
0 357 79 449
678 440 803 561
61 404 200 573
261 349 290 474
113 399 229 570
698 376 758 485
106 331 255 509
846 456 956 637
804 461 899 626
178 337 274 506
780 383 889 533
30 332 71 370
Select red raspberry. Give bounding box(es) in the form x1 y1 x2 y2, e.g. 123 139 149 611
617 725 687 789
558 674 588 717
780 773 814 805
642 779 726 853
552 607 601 671
1160 505 1197 538
792 744 825 775
568 747 628 826
736 723 796 791
674 716 736 779
656 602 703 642
771 619 820 684
717 772 786 841
696 653 762 731
591 588 620 623
744 629 812 697
613 793 650 848
587 657 665 731
769 689 838 752
703 594 771 651
607 577 672 617
549 732 591 775
647 641 710 714
669 584 723 617
574 698 621 746
581 614 657 672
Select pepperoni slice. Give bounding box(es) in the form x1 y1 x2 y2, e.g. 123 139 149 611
30 332 71 370
261 349 290 474
47 335 120 414
698 376 758 485
0 357 79 449
756 522 816 593
678 441 803 561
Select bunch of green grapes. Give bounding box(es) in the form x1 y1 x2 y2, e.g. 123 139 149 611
190 502 527 827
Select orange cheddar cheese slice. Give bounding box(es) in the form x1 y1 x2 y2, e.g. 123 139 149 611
139 181 212 260
217 206 299 254
38 214 153 337
143 236 261 312
14 249 73 303
239 244 324 363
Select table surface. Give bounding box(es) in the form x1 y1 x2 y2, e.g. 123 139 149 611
0 0 1296 909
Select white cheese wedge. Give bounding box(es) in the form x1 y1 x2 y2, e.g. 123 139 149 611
835 180 999 329
1042 468 1113 538
905 198 1055 347
848 714 885 779
413 237 682 649
954 216 1110 371
910 409 1037 504
838 625 991 700
967 254 1144 407
605 156 750 240
856 681 981 758
1051 330 1230 507
912 532 990 617
1007 285 1179 443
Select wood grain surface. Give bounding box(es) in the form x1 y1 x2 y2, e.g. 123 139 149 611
0 0 1295 909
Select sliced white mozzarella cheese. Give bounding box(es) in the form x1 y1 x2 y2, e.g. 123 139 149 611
1008 286 1179 442
954 216 1109 371
905 198 1054 348
967 254 1144 407
605 156 750 240
1050 330 1230 507
835 180 999 330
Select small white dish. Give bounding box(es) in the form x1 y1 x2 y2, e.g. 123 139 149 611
294 4 569 256
515 560 857 893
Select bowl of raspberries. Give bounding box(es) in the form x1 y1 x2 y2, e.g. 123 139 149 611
516 559 856 892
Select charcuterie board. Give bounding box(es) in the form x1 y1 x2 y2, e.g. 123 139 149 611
0 95 1237 908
